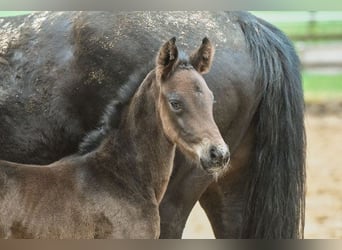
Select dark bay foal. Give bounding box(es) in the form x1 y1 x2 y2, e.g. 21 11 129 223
0 37 229 239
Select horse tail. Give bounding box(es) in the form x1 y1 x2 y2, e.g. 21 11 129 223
236 12 306 238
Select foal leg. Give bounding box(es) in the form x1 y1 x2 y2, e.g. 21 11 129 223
199 127 254 238
159 151 214 238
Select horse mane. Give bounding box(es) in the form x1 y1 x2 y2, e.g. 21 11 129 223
78 49 193 155
78 61 153 154
235 12 306 238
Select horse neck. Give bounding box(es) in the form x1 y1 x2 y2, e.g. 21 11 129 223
98 73 175 203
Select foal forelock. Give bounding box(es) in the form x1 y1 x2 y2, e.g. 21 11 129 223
173 53 194 75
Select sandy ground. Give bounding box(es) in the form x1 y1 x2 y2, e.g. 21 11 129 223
182 112 342 239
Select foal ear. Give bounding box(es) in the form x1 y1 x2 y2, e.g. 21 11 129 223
190 37 215 74
156 37 178 81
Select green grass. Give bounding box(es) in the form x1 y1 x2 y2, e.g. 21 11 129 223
251 11 342 41
303 72 342 102
276 21 342 40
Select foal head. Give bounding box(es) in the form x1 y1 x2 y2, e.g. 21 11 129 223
155 37 230 173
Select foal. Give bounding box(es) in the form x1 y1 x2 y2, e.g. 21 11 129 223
0 37 229 239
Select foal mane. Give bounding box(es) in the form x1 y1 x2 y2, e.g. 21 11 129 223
78 62 153 154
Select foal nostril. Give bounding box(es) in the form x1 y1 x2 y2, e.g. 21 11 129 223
209 145 230 167
209 146 222 164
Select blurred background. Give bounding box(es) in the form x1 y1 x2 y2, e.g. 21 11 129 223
0 11 341 239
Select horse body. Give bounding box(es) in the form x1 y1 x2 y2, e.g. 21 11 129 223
0 37 226 238
0 12 305 238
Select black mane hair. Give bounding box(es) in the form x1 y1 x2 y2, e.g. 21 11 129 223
78 61 153 154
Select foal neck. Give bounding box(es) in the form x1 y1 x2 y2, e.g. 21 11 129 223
99 71 175 203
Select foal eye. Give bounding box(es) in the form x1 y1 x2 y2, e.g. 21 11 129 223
169 100 182 112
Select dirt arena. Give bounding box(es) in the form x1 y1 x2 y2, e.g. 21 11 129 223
182 109 342 239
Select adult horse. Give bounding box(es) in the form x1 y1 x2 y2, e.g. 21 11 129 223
0 11 306 238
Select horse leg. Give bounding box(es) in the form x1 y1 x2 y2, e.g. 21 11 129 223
159 150 214 238
199 125 254 238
